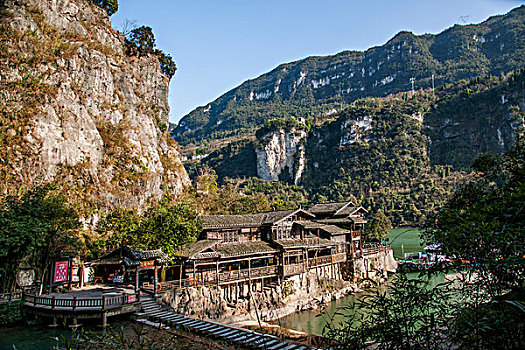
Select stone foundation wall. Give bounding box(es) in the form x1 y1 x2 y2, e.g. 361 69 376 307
162 252 397 324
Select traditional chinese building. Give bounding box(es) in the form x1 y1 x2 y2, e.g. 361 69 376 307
174 201 367 293
90 246 171 291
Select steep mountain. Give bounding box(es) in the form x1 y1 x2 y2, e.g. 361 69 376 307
191 70 525 225
173 5 525 149
0 0 189 211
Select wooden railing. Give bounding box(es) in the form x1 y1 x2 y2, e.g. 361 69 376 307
362 244 391 256
309 253 347 267
22 291 140 311
0 291 22 303
217 265 279 283
284 263 305 276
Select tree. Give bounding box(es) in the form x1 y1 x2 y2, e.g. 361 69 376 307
126 26 156 56
126 26 177 81
365 210 392 241
423 139 525 348
0 184 80 293
140 202 200 258
88 0 118 16
325 140 525 349
94 208 142 255
155 49 177 80
324 273 457 350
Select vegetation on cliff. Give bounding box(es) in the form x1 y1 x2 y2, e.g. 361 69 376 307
88 0 118 16
0 0 188 213
187 70 524 226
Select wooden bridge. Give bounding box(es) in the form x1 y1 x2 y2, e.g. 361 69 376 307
138 294 322 350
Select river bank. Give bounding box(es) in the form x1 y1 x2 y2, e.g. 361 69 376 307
269 228 426 336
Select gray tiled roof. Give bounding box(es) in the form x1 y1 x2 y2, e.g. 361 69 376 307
175 240 219 259
202 209 315 229
309 201 354 215
176 240 278 259
295 221 349 236
202 214 265 229
214 241 278 258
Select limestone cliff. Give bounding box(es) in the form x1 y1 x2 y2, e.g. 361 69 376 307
0 0 189 210
255 129 306 185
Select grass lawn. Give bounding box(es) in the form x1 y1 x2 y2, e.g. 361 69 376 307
386 228 424 259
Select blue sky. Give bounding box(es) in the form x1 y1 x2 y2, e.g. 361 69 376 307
111 0 524 124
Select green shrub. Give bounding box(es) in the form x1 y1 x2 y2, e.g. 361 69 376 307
0 300 24 326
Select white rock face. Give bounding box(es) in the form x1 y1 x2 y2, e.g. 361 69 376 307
1 0 189 210
255 129 306 185
340 115 373 145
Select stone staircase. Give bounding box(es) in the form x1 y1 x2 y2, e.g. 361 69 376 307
138 294 320 350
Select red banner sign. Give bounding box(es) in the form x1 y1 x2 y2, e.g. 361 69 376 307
53 260 69 284
140 260 155 269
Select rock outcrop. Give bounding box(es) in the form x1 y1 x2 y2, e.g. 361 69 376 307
163 270 357 324
353 249 398 281
0 0 189 210
255 129 306 185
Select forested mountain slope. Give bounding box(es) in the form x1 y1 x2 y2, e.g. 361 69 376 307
190 71 525 225
173 6 525 150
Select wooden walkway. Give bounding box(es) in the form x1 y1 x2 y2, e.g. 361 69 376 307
138 295 320 350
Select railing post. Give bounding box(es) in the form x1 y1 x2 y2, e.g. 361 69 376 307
73 296 77 312
52 296 56 310
102 295 106 311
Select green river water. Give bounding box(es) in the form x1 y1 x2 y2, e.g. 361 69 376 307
273 228 439 336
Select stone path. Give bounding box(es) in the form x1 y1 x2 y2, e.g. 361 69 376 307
138 294 321 350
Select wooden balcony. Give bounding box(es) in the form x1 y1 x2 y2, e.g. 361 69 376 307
309 253 347 267
362 244 391 256
283 263 305 277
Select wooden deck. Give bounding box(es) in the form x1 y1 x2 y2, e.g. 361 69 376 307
362 244 391 256
22 286 141 327
22 290 140 311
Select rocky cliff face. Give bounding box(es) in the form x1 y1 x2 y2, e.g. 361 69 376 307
255 129 306 185
0 0 189 210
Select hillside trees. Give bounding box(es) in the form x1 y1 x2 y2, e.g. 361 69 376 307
365 210 392 241
0 184 80 293
93 199 200 259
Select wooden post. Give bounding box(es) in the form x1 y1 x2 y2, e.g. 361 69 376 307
101 312 107 328
102 295 106 311
73 296 77 312
135 267 139 292
179 264 183 288
192 261 196 287
51 296 56 310
216 260 219 286
248 258 251 291
153 266 158 297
